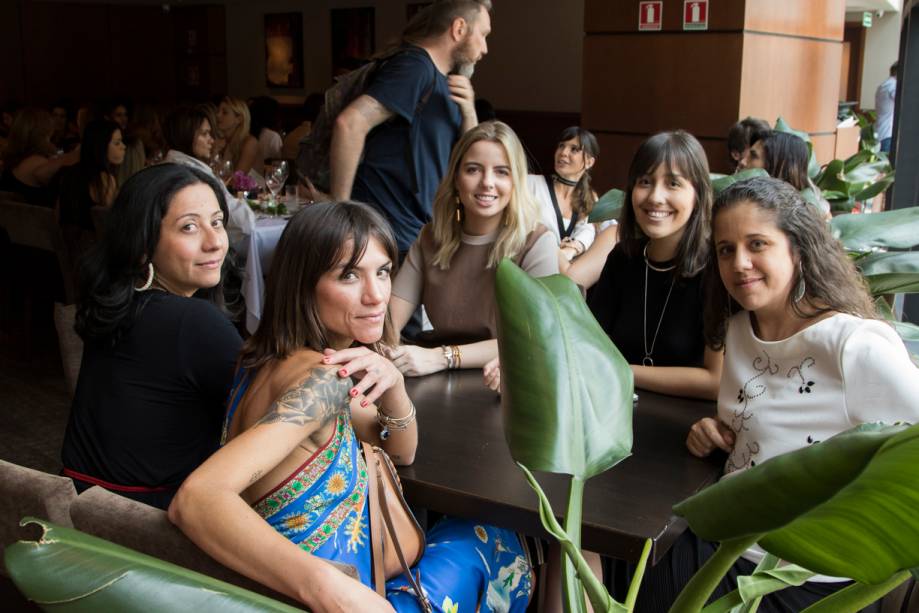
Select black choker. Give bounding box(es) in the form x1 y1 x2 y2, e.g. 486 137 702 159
552 174 579 187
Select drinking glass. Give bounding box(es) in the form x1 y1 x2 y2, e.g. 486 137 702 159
265 168 284 215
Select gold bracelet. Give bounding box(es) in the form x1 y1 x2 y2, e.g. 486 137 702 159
452 345 462 369
377 402 416 440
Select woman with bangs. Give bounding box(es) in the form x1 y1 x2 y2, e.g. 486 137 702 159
170 201 534 613
588 130 722 400
386 121 558 387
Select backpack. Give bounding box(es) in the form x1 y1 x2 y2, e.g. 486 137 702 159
296 47 434 193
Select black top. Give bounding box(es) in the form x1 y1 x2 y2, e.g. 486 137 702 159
0 169 56 207
57 166 99 232
588 239 706 367
352 46 463 253
61 291 242 509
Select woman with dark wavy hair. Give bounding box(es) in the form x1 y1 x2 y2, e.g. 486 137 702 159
61 163 243 509
635 176 919 612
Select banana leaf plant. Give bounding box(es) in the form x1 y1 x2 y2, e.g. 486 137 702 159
495 259 640 612
672 422 919 613
5 518 301 612
773 115 892 213
830 207 919 359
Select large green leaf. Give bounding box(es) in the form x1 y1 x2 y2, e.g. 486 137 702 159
852 172 895 202
830 207 919 251
815 159 848 194
675 423 919 584
588 188 625 223
5 518 300 611
711 169 769 197
856 251 919 295
844 160 890 184
495 259 633 479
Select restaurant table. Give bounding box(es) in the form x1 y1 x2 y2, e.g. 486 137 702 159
400 370 723 564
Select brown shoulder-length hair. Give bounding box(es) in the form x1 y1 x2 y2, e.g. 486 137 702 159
240 201 399 369
703 176 876 350
617 130 713 279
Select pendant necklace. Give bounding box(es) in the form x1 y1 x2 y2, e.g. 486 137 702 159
643 244 676 367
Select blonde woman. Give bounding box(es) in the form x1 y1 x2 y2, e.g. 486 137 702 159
387 121 558 382
214 97 258 174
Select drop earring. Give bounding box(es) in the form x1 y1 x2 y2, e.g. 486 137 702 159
454 195 462 223
793 263 806 303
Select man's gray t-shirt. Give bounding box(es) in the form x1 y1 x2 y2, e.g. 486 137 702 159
352 46 463 253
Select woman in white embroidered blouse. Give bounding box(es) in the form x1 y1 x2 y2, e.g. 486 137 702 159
638 176 919 612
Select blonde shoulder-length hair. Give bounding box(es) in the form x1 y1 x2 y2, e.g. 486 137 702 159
219 96 251 168
431 121 540 270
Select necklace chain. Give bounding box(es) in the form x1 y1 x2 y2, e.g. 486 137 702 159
643 255 676 367
643 243 676 272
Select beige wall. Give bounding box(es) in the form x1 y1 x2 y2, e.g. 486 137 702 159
224 0 583 113
855 10 901 108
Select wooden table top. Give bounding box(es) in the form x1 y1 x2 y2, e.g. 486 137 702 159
400 370 723 564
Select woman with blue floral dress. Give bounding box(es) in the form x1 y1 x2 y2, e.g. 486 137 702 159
169 202 533 613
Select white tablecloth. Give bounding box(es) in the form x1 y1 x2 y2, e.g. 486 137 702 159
243 216 288 334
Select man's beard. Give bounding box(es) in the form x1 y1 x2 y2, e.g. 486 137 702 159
450 36 477 77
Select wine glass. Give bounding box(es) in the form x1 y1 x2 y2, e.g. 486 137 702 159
265 167 285 215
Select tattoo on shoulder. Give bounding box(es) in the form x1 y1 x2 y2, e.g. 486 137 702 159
257 367 349 428
248 470 263 485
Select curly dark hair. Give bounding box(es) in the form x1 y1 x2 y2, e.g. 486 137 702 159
704 176 876 349
617 130 713 279
75 163 241 345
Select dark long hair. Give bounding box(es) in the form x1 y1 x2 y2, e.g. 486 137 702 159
80 119 120 197
617 130 713 279
241 202 399 369
163 106 211 160
248 96 279 139
754 131 810 191
556 126 599 219
703 177 876 349
75 163 240 345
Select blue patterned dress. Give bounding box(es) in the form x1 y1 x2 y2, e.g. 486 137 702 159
223 369 533 613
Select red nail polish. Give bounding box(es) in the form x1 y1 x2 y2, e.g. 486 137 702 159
338 369 347 377
360 400 368 407
322 357 330 363
350 388 358 397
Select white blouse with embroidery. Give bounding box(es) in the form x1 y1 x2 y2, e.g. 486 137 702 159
719 311 919 475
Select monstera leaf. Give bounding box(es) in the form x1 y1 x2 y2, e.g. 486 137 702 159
589 188 625 223
495 259 633 478
674 423 919 583
5 518 299 612
831 207 919 252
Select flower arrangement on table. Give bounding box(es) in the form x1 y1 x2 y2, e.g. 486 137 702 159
230 171 258 194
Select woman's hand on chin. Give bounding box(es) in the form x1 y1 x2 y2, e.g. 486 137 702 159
384 344 446 377
322 346 404 405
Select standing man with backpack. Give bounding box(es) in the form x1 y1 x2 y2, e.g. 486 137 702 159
330 0 491 258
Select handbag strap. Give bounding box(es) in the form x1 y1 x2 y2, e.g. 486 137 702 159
363 441 386 596
362 442 432 613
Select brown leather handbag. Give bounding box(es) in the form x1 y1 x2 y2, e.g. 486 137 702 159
361 441 431 613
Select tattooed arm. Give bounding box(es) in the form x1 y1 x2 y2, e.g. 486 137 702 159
168 366 394 612
329 94 394 200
